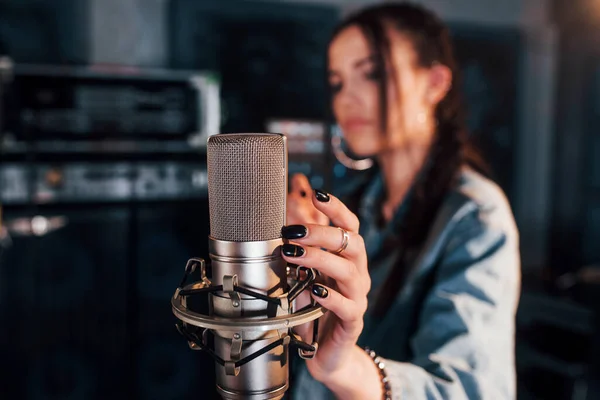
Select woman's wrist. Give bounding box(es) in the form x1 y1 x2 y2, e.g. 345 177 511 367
321 345 385 400
364 347 393 400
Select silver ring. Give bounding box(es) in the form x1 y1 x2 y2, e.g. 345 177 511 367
333 227 350 255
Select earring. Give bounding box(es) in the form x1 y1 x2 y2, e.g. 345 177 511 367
417 111 427 124
330 126 374 171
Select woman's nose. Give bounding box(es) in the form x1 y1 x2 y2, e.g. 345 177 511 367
337 81 362 107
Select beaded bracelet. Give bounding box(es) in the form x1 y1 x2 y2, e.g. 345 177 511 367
364 346 393 400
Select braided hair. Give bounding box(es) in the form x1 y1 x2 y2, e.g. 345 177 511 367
328 3 488 316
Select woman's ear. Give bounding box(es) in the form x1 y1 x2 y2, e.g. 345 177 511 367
426 63 452 106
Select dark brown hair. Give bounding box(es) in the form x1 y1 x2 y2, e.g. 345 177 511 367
328 3 488 316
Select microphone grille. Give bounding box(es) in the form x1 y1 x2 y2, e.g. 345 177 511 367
207 133 287 242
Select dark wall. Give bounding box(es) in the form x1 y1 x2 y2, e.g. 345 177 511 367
0 0 88 64
451 24 522 202
169 0 340 133
550 1 600 273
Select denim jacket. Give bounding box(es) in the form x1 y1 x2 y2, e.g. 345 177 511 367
292 167 521 399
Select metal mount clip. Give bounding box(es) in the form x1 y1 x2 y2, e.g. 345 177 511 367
225 332 243 376
223 275 242 309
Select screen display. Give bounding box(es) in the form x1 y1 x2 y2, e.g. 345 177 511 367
266 119 327 155
8 74 199 139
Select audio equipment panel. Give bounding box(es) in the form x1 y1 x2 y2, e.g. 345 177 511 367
1 64 220 155
0 162 208 205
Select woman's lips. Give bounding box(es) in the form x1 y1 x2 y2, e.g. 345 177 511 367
341 119 372 132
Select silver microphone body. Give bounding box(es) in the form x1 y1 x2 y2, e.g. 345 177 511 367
209 238 288 399
207 133 288 399
172 133 324 399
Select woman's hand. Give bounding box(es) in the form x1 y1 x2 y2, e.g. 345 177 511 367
283 184 372 388
287 173 329 226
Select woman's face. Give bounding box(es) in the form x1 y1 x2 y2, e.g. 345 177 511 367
328 25 446 157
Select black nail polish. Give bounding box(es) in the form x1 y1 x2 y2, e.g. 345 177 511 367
281 225 308 240
312 284 329 298
282 244 305 258
314 189 330 203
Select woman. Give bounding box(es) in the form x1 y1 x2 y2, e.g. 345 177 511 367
283 3 520 399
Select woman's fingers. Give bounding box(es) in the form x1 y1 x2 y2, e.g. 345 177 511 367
282 243 362 297
287 174 329 226
282 223 366 264
310 283 366 325
290 173 313 198
286 195 311 226
310 189 360 234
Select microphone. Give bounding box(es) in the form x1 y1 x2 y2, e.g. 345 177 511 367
172 133 325 399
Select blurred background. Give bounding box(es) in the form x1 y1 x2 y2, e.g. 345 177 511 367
0 0 598 398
